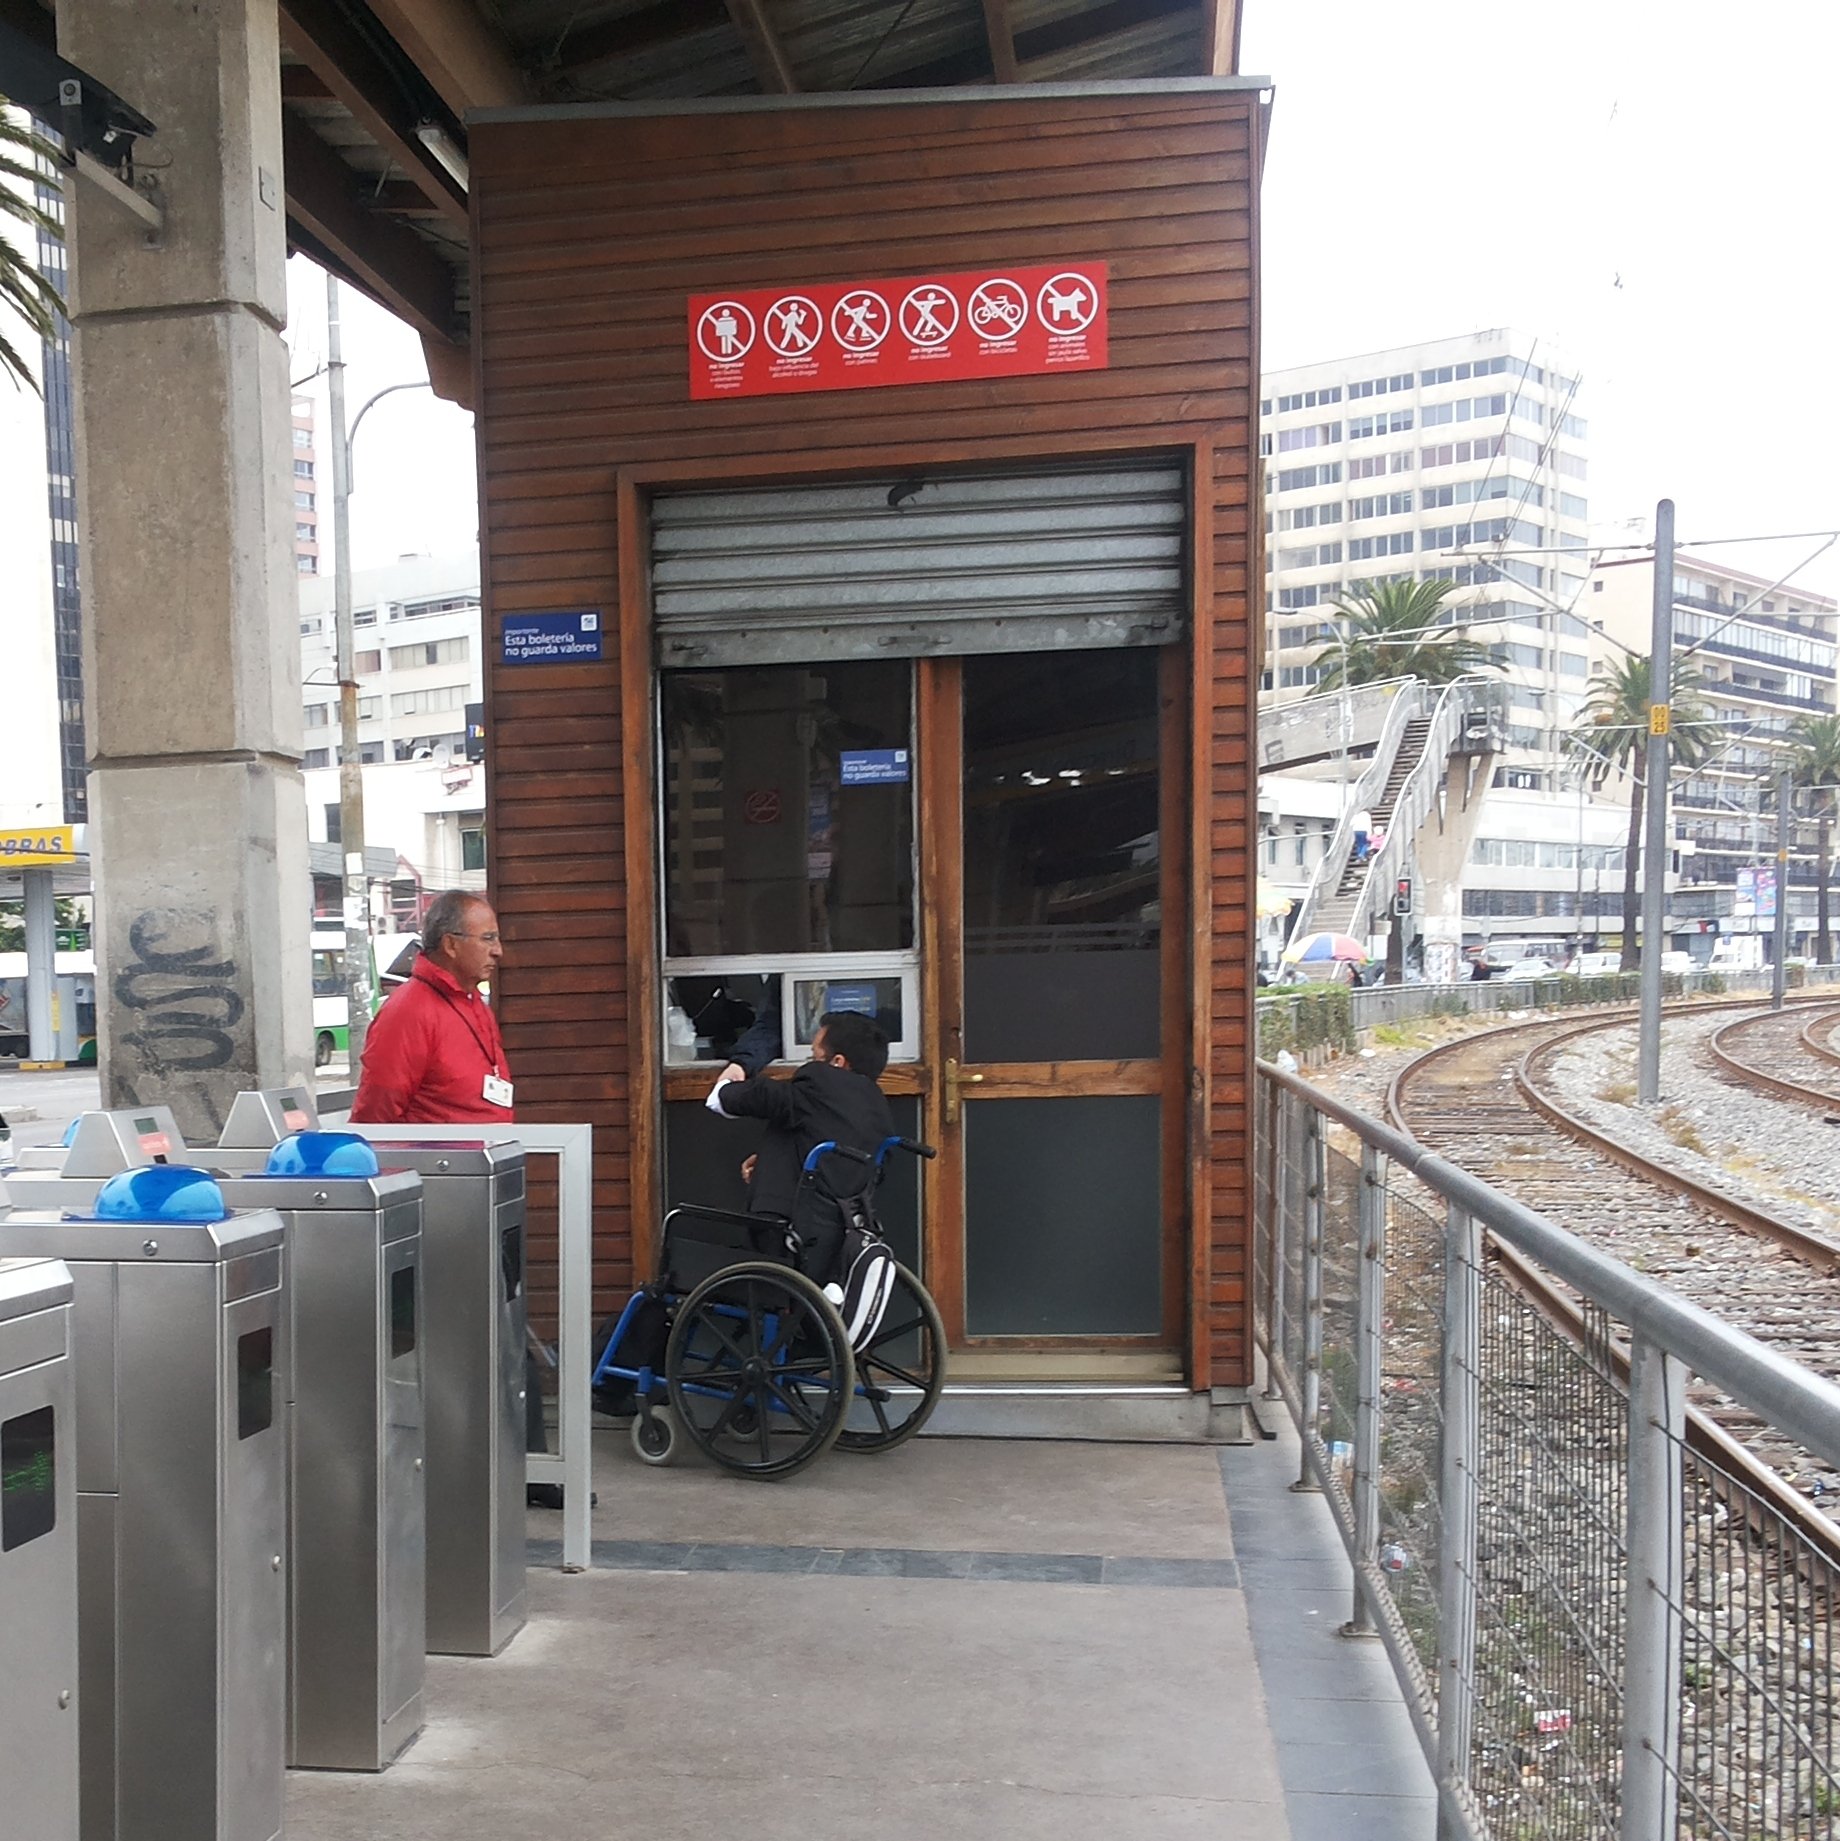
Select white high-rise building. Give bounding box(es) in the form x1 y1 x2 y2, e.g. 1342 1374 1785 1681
296 553 488 916
1261 327 1592 783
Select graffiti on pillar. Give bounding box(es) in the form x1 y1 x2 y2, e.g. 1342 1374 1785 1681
113 910 246 1073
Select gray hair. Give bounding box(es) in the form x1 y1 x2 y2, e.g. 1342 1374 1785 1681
421 889 488 956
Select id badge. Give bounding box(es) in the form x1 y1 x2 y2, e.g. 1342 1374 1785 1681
483 1073 514 1108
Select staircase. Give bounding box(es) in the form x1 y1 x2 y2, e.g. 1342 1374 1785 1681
1280 676 1509 946
1314 716 1434 936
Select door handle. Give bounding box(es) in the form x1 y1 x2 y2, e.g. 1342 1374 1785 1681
943 1057 985 1125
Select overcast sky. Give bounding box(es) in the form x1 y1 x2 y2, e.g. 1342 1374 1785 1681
292 0 1840 599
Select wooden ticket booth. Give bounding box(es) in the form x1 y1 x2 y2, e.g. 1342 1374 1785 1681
469 78 1266 1430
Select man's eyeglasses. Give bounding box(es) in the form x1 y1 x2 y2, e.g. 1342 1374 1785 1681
457 931 501 944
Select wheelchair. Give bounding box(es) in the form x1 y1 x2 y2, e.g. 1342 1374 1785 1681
591 1135 946 1480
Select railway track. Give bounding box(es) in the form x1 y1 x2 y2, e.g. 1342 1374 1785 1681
1386 1002 1840 1549
1709 1002 1840 1110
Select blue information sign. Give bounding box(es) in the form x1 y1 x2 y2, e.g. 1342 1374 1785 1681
840 748 910 786
500 610 603 665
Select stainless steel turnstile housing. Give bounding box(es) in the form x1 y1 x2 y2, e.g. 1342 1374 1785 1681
217 1103 528 1658
214 1158 426 1770
0 1257 80 1840
0 1202 288 1841
5 1107 429 1767
301 1137 529 1658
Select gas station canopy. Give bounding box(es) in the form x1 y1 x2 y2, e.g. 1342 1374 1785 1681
0 824 90 902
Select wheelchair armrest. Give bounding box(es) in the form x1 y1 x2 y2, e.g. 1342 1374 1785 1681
661 1202 784 1236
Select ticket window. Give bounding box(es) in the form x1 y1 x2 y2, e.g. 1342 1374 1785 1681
660 660 917 1068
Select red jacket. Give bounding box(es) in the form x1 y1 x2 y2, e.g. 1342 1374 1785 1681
350 955 515 1125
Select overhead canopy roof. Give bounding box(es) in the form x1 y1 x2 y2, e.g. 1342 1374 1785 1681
5 0 1243 401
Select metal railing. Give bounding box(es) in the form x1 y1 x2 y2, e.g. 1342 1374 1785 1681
1259 675 1416 771
1256 1060 1840 1840
1333 674 1509 942
1258 964 1840 1061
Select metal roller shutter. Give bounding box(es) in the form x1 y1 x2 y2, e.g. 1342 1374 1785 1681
650 458 1188 668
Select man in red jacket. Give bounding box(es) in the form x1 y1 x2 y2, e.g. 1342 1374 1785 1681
352 889 572 1504
351 890 513 1125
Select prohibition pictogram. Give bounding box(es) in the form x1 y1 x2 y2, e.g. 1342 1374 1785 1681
967 278 1029 341
695 300 756 362
831 288 891 351
764 295 822 358
1036 271 1099 335
899 283 959 347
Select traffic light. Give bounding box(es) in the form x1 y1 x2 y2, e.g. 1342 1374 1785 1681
1392 876 1412 918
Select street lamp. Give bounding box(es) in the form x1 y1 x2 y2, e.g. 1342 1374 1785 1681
325 272 434 1071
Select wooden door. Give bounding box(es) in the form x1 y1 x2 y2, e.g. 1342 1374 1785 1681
919 649 1189 1358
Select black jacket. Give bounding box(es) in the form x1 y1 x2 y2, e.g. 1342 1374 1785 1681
717 1059 895 1226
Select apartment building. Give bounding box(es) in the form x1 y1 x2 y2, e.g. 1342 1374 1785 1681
296 553 487 909
1590 550 1839 946
1261 327 1593 774
292 396 320 576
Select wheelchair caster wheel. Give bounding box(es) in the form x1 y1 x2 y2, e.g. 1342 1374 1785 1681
631 1407 681 1467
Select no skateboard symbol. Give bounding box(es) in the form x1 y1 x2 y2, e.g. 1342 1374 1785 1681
1036 272 1098 335
831 289 891 351
899 283 959 347
765 295 822 359
696 300 756 362
968 278 1029 341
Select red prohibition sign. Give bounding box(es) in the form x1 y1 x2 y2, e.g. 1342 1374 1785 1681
744 788 783 825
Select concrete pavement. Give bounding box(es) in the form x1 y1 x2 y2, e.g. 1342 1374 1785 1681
287 1431 1433 1841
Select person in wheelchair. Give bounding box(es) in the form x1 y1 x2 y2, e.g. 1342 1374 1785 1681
705 1007 893 1279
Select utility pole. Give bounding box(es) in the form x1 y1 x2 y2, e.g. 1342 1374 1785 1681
1636 500 1675 1105
1773 770 1791 1011
326 274 373 1074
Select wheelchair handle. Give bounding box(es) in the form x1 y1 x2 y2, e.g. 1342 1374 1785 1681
875 1135 937 1165
801 1139 872 1174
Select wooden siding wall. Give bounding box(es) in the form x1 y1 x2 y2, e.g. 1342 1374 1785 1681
471 87 1261 1383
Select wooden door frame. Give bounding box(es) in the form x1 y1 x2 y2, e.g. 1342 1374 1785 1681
616 430 1220 1377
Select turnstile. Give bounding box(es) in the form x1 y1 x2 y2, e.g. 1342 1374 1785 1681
0 1175 288 1841
217 1098 528 1658
4 1109 429 1769
0 1257 79 1840
222 1135 425 1771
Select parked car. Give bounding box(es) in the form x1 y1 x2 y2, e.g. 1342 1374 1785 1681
1503 957 1558 982
1567 951 1622 977
1660 951 1695 976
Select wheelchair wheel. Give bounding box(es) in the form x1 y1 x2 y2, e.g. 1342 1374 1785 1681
630 1404 681 1466
666 1261 855 1480
837 1261 947 1454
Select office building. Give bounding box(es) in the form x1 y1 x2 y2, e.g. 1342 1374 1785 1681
1589 550 1839 946
292 396 321 576
1261 326 1593 773
296 552 486 914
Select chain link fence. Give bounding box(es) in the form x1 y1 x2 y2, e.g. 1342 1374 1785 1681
1256 1068 1840 1840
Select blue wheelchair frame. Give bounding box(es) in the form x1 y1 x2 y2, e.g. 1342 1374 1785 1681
591 1134 911 1426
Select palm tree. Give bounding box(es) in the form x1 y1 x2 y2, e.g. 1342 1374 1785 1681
1574 654 1708 971
0 103 66 392
1784 713 1840 964
1314 578 1492 689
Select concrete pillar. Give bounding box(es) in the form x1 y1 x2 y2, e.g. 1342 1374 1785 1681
22 868 56 1063
57 0 312 1135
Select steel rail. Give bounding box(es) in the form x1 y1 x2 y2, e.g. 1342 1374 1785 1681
1514 1018 1840 1276
1705 1003 1840 1109
1803 1006 1840 1066
1373 1009 1840 1571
